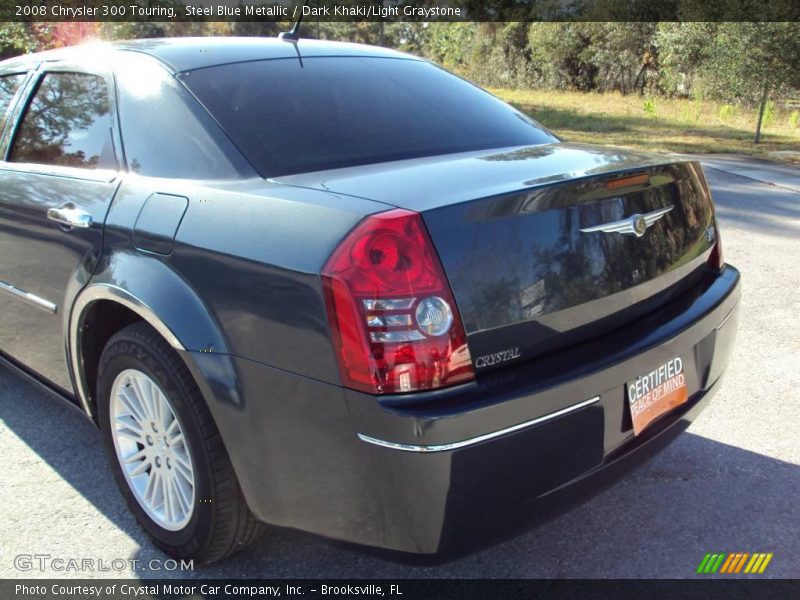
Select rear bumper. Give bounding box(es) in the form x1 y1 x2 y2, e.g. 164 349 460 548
198 266 740 555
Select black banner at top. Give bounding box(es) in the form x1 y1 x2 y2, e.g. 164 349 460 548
2 0 800 23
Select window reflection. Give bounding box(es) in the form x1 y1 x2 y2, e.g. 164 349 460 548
0 74 25 135
10 73 116 170
116 55 245 180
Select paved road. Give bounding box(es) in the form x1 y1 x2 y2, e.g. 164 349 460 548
1 160 798 580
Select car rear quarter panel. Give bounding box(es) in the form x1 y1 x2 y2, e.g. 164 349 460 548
100 175 389 384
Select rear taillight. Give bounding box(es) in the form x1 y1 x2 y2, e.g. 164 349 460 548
709 224 725 270
322 209 474 394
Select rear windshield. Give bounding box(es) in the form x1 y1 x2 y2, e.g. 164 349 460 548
180 57 557 178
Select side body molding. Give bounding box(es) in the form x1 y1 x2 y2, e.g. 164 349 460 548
68 252 238 419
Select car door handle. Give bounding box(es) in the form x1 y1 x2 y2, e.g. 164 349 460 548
47 204 92 229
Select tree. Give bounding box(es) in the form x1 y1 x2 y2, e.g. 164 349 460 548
658 22 800 142
709 23 799 143
587 23 658 95
528 23 595 91
0 24 36 60
424 22 475 70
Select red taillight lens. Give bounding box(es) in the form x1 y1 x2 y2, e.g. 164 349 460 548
709 224 725 270
322 209 475 394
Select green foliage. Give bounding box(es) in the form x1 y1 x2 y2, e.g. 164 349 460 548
678 96 702 124
465 23 537 88
587 23 657 94
761 100 776 128
658 23 800 106
790 110 800 129
718 104 735 121
3 18 799 138
655 23 716 98
655 22 800 141
528 23 596 90
0 23 37 59
424 22 474 70
643 98 656 115
386 23 429 55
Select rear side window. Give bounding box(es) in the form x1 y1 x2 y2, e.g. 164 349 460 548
0 74 25 136
9 72 117 170
115 56 250 180
181 57 558 177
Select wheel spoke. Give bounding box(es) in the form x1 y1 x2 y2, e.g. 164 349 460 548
116 427 142 443
174 477 192 515
130 375 154 421
143 469 157 503
166 418 179 435
119 386 146 423
116 414 143 434
115 421 144 442
151 380 165 428
156 389 169 431
123 448 148 465
173 476 186 519
173 451 191 471
128 457 151 477
174 458 193 485
151 471 165 509
166 476 178 523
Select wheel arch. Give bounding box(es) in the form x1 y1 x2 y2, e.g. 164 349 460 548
69 254 235 421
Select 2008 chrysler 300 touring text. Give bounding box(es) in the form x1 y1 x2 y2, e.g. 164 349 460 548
0 37 740 563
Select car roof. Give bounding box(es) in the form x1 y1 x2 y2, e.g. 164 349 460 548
0 37 417 74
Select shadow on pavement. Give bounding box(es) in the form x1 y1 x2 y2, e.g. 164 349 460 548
706 168 800 239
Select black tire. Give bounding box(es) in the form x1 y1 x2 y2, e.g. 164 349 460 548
97 321 263 563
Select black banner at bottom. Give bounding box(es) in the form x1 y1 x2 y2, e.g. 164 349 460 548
3 579 799 600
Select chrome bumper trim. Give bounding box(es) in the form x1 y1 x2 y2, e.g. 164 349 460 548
0 280 57 313
357 395 600 453
716 303 737 330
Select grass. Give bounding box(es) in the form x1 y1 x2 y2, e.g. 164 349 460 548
492 89 800 164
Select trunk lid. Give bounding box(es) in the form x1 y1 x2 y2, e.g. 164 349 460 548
277 143 717 372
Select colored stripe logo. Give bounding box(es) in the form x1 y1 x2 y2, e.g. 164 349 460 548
696 552 773 574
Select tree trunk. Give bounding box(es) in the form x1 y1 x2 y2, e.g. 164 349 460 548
634 64 647 96
754 80 770 144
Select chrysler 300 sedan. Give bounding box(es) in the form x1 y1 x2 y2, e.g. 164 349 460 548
0 38 740 563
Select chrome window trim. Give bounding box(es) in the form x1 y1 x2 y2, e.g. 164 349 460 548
0 161 119 183
357 395 600 453
0 280 57 313
69 283 186 419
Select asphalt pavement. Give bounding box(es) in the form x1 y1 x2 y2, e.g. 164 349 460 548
1 156 798 579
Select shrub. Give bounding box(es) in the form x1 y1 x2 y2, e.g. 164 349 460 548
718 104 735 121
762 100 776 127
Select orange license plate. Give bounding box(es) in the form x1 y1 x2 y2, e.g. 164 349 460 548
627 357 689 435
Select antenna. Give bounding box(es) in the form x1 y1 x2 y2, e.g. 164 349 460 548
279 1 308 42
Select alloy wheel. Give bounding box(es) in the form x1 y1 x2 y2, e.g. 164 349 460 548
109 369 195 531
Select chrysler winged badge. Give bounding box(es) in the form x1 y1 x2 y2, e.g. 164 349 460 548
580 206 673 238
